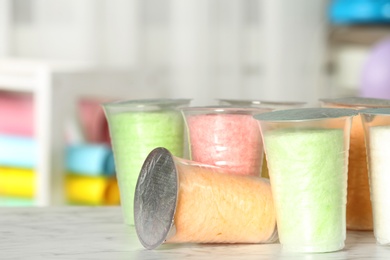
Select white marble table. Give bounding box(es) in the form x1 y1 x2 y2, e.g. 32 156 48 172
0 207 390 259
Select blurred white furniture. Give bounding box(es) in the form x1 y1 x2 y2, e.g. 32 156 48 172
0 59 165 206
0 0 11 57
166 0 329 105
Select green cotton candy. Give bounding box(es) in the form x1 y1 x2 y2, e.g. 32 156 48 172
264 128 347 253
108 110 185 225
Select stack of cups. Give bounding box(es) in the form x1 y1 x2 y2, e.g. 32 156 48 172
320 97 390 231
256 108 357 253
361 108 390 245
103 99 190 225
218 99 306 178
134 148 277 249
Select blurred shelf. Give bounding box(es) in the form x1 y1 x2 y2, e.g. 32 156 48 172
329 25 390 46
0 58 160 206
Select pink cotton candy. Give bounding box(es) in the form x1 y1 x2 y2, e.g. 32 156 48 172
186 113 263 176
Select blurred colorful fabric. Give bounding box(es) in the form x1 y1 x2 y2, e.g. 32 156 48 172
66 175 120 205
0 92 110 143
0 92 34 136
0 168 120 206
0 92 116 206
0 167 35 198
0 196 35 207
0 135 115 176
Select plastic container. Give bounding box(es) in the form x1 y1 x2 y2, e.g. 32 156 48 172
320 97 390 231
218 99 306 178
256 108 357 253
361 108 390 245
181 106 269 176
103 99 190 225
134 147 277 249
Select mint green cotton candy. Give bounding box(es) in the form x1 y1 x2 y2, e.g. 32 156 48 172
264 128 347 253
107 111 185 225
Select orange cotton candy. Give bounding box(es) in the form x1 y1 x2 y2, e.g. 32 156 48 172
167 162 276 244
347 115 372 230
321 98 374 231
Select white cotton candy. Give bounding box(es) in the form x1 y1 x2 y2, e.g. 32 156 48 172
369 126 390 245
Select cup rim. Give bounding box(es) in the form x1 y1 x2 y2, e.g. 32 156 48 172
255 107 358 122
102 98 191 109
320 97 390 108
218 98 306 107
181 105 272 115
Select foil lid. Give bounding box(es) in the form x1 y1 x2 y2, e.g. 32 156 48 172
134 147 179 250
360 108 390 116
320 97 390 108
255 108 358 122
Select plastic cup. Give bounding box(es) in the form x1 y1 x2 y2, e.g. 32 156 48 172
134 147 277 249
256 108 357 253
218 99 306 179
361 108 390 245
181 106 270 176
102 99 190 225
320 97 390 231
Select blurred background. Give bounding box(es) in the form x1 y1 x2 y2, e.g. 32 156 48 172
0 0 389 206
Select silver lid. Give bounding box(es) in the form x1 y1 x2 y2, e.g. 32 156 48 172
360 108 390 116
254 108 358 122
134 147 179 250
320 97 390 108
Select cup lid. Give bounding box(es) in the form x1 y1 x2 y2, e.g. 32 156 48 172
360 108 390 116
182 105 271 115
255 108 358 122
320 97 390 108
103 98 191 111
218 99 306 107
134 147 179 250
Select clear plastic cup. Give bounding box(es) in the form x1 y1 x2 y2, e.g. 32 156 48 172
217 99 306 179
256 108 357 253
361 108 390 245
320 97 390 231
134 147 277 249
102 99 190 225
181 106 270 176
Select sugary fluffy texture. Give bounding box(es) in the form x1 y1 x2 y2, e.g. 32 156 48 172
107 111 185 225
186 114 263 176
264 128 347 253
168 161 276 244
368 126 390 245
